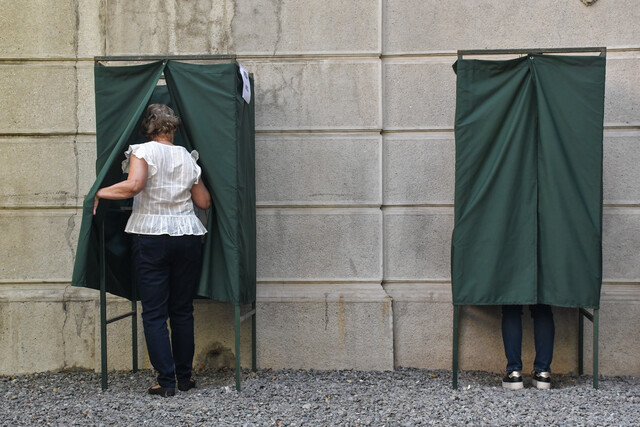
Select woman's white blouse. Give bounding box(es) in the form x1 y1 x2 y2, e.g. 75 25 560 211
122 141 207 236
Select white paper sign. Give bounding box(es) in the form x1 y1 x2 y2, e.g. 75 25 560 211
238 63 251 104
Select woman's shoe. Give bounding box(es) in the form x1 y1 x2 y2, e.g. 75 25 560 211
148 385 175 397
178 379 196 392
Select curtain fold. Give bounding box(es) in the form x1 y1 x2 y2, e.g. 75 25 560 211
72 61 166 300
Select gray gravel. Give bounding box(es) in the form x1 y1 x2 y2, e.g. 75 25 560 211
1 368 639 426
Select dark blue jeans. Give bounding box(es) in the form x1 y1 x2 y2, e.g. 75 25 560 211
502 304 554 373
132 234 202 388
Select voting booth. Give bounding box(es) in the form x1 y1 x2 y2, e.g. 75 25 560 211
72 56 256 391
450 48 606 388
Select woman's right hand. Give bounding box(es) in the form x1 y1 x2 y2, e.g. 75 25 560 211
93 193 100 215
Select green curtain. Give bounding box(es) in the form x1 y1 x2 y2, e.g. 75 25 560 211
451 54 605 309
72 61 256 305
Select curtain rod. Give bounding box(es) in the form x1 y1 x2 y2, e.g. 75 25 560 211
94 54 236 63
457 47 606 59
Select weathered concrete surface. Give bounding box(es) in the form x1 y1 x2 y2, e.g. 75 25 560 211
106 0 379 55
231 0 380 55
383 59 456 130
0 0 103 58
603 131 640 205
0 61 92 134
256 133 381 206
385 283 453 370
105 0 235 55
383 132 455 205
0 138 94 208
76 62 96 134
243 59 381 131
384 208 454 281
383 0 638 53
602 209 640 282
76 0 106 58
0 287 256 375
0 64 77 134
0 211 80 282
0 286 96 374
0 1 77 58
257 283 393 370
603 56 640 127
257 209 382 281
582 285 640 376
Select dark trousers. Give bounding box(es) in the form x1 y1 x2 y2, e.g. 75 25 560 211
132 234 202 388
502 304 555 373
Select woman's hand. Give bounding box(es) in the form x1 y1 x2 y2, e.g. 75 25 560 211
93 193 100 215
90 156 148 215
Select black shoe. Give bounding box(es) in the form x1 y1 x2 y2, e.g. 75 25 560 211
178 379 196 392
532 371 551 390
148 385 175 397
502 371 524 390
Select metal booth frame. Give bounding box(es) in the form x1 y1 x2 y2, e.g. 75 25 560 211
94 54 256 392
451 47 606 390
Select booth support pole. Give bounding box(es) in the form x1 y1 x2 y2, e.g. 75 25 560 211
131 279 138 373
235 305 242 391
578 308 599 388
251 301 257 372
99 222 108 390
593 309 599 389
578 310 584 375
452 305 459 389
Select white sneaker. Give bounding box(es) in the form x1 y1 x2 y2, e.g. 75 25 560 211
532 371 551 390
502 371 524 390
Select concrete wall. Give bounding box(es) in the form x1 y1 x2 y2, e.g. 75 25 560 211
1 0 639 376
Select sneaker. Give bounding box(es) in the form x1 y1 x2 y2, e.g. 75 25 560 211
502 371 524 390
532 371 551 390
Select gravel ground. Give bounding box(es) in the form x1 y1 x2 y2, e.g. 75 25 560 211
1 368 639 426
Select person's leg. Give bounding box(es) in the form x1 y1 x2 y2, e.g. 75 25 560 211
531 304 554 372
167 235 202 386
133 235 176 388
502 305 524 372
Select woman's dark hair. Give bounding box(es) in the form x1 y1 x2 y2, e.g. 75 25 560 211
141 104 181 138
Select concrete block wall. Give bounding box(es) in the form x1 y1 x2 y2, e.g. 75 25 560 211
1 0 639 376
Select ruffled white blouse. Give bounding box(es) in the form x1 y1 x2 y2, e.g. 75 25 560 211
121 141 207 236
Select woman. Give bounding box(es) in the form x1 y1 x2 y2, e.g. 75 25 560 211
93 104 211 397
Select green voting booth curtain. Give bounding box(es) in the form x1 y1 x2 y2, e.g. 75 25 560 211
451 54 605 309
72 60 256 305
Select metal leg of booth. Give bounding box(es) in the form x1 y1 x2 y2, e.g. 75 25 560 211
578 308 599 389
593 309 599 389
99 221 139 391
251 301 257 372
235 305 241 392
100 223 108 390
235 303 258 391
131 282 138 373
578 310 584 375
452 305 459 389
